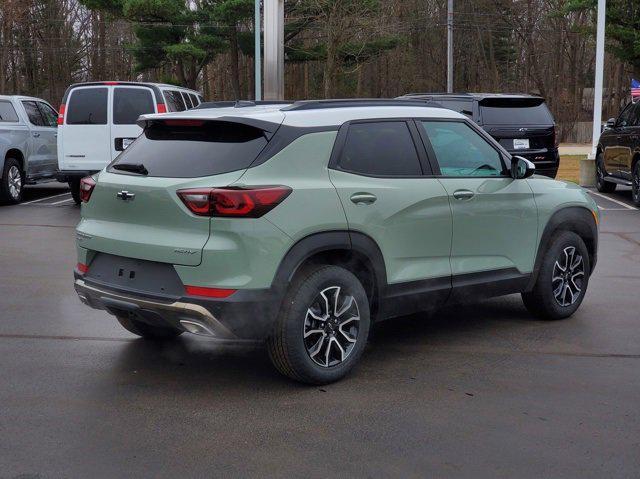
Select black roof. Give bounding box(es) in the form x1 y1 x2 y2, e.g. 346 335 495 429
398 92 544 101
282 98 443 111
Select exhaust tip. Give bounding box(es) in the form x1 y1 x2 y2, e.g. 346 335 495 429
180 320 216 337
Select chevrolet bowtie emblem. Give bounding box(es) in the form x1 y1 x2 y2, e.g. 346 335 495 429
116 190 135 201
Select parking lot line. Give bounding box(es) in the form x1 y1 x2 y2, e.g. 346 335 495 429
589 191 638 210
50 197 74 206
20 192 71 205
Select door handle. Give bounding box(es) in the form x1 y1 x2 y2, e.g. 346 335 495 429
453 189 475 200
350 192 377 205
32 132 40 138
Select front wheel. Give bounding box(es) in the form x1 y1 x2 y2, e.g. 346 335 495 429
595 153 616 193
632 162 640 206
116 315 183 339
267 265 371 384
522 231 590 320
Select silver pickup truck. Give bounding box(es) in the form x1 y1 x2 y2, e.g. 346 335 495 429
0 95 59 204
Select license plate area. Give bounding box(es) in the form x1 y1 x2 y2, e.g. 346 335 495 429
513 139 530 150
86 253 184 296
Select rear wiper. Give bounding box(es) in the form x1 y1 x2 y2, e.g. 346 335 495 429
113 163 148 175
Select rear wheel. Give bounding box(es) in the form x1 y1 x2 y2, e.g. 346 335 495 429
595 153 616 193
116 314 183 339
69 178 81 205
522 231 590 320
632 162 640 206
0 158 23 204
267 265 371 384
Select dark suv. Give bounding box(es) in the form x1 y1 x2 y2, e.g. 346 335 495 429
596 102 640 205
399 93 560 178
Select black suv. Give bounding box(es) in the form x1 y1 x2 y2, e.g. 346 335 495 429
596 102 640 205
399 93 559 178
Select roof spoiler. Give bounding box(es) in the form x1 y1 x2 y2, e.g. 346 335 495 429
136 115 282 139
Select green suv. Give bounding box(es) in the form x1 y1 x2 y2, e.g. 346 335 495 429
74 99 599 384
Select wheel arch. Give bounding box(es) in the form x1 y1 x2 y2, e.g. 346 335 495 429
527 206 598 290
270 230 387 317
2 148 25 176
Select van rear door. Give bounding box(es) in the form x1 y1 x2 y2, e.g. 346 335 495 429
59 86 111 172
110 86 157 159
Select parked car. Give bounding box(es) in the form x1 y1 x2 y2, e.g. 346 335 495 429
0 95 59 204
56 81 204 203
72 99 598 384
596 101 640 205
398 93 560 178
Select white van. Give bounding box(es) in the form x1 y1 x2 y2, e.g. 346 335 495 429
56 81 203 202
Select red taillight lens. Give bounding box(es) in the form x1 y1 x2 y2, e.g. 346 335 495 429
185 285 237 298
79 176 96 203
156 103 167 113
177 186 292 218
57 104 65 125
77 262 89 274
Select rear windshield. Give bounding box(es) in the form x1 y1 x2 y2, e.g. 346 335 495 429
480 98 553 125
67 87 108 125
113 87 155 124
108 121 268 178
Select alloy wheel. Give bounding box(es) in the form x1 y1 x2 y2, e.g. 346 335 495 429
552 246 584 307
7 165 21 200
596 158 605 187
303 286 360 368
633 165 640 204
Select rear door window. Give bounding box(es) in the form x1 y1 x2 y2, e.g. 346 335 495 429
0 101 19 122
109 120 268 178
66 87 108 125
22 101 47 126
113 87 155 124
36 102 58 127
480 99 553 125
163 90 186 112
182 92 194 109
189 93 199 107
337 121 423 176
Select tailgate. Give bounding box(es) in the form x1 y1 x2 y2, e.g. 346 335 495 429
77 170 244 266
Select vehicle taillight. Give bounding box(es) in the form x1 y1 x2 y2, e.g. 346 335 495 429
77 262 89 274
156 103 167 113
177 186 292 218
553 124 559 148
79 176 96 203
57 104 65 125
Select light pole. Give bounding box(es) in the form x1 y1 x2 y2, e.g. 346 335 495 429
447 0 453 93
590 0 606 159
263 0 284 100
255 0 261 101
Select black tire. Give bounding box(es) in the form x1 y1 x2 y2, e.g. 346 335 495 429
116 314 183 339
267 265 371 385
595 152 616 193
69 178 81 205
522 231 590 320
0 157 24 204
632 162 640 207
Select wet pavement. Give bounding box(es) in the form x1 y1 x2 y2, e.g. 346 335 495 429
0 183 638 478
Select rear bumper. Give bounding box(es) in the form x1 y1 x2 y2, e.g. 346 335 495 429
57 170 99 182
74 274 282 340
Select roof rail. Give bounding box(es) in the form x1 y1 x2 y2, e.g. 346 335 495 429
281 98 443 111
195 100 291 110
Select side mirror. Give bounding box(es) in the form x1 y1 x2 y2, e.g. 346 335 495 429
511 156 536 179
605 118 616 129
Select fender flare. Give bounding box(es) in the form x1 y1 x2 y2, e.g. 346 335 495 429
270 230 387 298
527 206 598 290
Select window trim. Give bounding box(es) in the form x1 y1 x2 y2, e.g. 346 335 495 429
328 118 433 178
414 117 511 179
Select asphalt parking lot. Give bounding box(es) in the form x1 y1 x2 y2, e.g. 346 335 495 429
1 184 639 478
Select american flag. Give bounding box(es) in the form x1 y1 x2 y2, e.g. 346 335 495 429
632 79 640 101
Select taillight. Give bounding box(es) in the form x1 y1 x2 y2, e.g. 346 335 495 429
77 262 89 274
177 186 292 218
184 285 237 298
79 176 96 203
57 104 65 125
553 124 559 148
156 103 167 113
